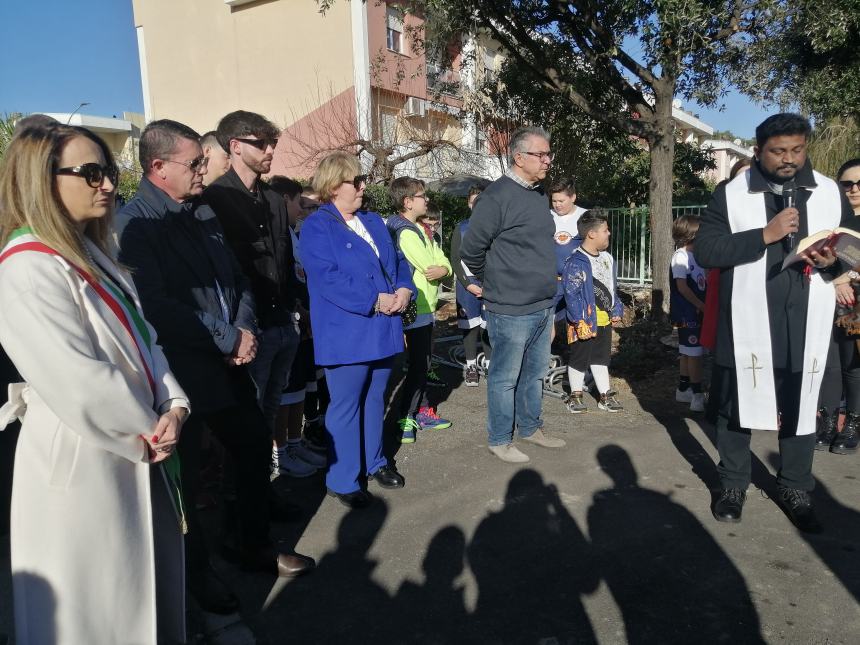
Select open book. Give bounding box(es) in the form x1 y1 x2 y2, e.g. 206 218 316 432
782 227 860 270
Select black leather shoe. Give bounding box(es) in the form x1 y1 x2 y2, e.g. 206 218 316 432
240 544 316 577
327 488 373 509
831 412 860 455
777 486 822 533
815 408 839 451
187 566 240 614
713 488 746 523
370 465 405 489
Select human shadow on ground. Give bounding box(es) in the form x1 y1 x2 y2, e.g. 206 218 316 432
466 469 599 644
589 444 765 644
624 362 776 510
262 469 598 644
258 499 398 642
766 452 860 604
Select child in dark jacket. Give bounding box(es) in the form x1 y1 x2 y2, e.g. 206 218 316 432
562 210 623 413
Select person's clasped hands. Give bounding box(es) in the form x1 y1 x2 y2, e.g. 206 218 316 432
143 407 188 463
225 327 258 366
376 288 413 315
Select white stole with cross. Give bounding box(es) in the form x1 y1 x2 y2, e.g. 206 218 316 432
726 169 841 434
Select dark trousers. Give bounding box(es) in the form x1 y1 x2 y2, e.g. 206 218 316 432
462 326 492 363
816 329 860 412
180 400 272 573
716 369 816 491
400 324 433 417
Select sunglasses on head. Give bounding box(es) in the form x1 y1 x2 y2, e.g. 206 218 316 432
235 137 278 150
839 179 860 191
55 163 118 188
344 175 367 189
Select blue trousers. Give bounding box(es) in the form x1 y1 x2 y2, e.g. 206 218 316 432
485 306 553 446
323 357 392 494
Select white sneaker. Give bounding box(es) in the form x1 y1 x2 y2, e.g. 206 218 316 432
292 442 327 468
278 446 318 478
488 443 530 463
675 388 693 403
690 393 706 413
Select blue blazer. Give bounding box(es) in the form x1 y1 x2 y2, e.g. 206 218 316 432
300 203 415 366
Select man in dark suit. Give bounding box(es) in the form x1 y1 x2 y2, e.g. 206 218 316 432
118 119 314 616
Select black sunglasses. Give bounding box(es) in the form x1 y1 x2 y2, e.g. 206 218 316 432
165 156 208 173
839 179 860 191
344 175 367 189
235 137 278 150
55 163 118 188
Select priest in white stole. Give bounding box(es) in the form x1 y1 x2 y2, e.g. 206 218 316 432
696 113 854 533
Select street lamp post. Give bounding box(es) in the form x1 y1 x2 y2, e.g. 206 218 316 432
66 102 90 124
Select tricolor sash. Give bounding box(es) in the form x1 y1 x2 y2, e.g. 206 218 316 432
725 170 841 435
0 228 186 531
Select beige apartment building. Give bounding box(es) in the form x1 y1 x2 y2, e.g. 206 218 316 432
132 0 503 181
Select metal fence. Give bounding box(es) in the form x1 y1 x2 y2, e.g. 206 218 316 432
607 205 705 286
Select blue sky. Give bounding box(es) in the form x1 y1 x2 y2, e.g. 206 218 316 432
1 1 772 137
0 0 144 117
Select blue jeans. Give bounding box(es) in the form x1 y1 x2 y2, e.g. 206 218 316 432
247 324 300 435
485 306 552 446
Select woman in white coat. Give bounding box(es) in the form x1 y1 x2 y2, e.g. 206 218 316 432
0 124 190 644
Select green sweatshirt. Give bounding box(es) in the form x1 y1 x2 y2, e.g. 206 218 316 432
398 226 453 315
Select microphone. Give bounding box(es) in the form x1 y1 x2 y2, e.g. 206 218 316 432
783 179 797 251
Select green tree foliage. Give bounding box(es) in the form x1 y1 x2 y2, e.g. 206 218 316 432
488 69 714 206
412 0 763 315
362 184 469 256
736 0 860 122
807 117 860 179
0 113 22 161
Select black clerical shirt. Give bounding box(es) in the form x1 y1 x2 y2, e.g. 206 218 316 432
696 161 854 371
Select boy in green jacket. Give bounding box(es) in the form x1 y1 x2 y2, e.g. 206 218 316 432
387 177 453 442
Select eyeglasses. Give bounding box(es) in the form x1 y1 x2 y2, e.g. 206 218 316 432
839 179 860 191
299 197 319 210
55 163 118 188
343 175 367 189
234 137 279 150
521 151 554 162
411 193 429 202
165 156 208 173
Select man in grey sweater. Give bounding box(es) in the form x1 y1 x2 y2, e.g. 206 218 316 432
461 126 567 462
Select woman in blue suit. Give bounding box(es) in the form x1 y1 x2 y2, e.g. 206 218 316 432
301 152 414 508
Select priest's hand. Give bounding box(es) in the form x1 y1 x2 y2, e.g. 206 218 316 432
762 207 800 245
802 245 837 269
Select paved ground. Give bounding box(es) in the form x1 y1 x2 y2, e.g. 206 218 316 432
2 350 859 644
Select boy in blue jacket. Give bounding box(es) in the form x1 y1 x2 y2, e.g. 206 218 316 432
562 210 624 413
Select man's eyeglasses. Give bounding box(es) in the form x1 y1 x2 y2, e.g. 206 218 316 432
55 163 118 188
839 179 860 191
411 193 429 202
343 175 367 190
165 156 208 173
521 151 554 162
235 137 279 150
